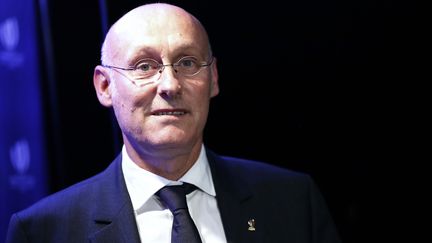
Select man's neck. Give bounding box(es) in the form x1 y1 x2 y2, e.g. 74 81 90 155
123 140 203 180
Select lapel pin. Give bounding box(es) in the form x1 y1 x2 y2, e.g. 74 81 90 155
247 219 256 231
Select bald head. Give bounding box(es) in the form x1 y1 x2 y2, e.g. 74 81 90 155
101 3 211 65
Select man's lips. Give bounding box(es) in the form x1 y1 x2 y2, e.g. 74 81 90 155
151 109 188 116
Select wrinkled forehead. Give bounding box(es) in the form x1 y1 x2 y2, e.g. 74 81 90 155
104 5 210 61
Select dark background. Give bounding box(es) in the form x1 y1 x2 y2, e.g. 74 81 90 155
39 0 422 242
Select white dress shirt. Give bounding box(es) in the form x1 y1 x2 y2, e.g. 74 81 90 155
122 145 227 243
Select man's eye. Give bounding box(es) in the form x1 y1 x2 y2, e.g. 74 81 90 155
179 59 197 68
135 60 159 72
136 63 152 72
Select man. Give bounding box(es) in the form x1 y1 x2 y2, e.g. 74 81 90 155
6 3 342 243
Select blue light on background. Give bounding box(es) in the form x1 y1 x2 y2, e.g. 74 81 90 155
0 0 49 241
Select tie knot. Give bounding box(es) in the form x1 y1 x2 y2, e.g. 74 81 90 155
156 183 197 212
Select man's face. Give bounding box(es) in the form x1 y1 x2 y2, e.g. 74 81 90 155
102 7 219 157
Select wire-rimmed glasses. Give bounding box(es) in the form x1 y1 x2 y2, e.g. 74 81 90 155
102 56 214 86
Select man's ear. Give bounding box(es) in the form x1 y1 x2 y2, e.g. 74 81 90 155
210 57 219 98
93 65 113 107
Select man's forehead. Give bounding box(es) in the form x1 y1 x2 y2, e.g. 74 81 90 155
113 4 193 31
108 6 202 42
102 4 210 62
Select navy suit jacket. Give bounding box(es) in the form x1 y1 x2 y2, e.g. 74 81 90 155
6 149 342 243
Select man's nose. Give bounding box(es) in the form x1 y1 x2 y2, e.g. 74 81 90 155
156 66 182 98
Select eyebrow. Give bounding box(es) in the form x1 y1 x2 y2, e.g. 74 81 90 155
171 43 208 58
128 47 160 65
128 43 208 64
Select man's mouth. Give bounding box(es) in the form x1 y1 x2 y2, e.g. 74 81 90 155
151 109 187 116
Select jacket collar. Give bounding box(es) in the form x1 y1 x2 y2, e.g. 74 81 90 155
206 149 264 243
88 149 264 243
88 154 141 243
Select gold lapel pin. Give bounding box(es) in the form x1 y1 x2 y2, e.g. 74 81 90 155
247 219 256 231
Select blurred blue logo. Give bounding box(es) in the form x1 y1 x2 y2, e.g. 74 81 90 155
10 139 30 175
9 138 35 191
0 17 19 51
0 17 23 69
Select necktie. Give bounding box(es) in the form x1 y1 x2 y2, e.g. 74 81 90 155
156 183 202 243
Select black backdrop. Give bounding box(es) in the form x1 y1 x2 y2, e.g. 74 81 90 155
40 0 421 242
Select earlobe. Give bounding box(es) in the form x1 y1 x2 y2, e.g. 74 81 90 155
93 65 113 107
210 58 219 97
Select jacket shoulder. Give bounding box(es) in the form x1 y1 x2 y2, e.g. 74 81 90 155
14 157 119 221
206 149 317 198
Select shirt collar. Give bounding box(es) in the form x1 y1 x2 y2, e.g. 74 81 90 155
122 144 216 211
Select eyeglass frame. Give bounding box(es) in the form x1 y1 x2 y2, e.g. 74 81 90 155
102 55 214 80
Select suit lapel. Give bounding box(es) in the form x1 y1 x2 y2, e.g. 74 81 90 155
86 149 266 243
88 155 141 243
206 149 265 243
